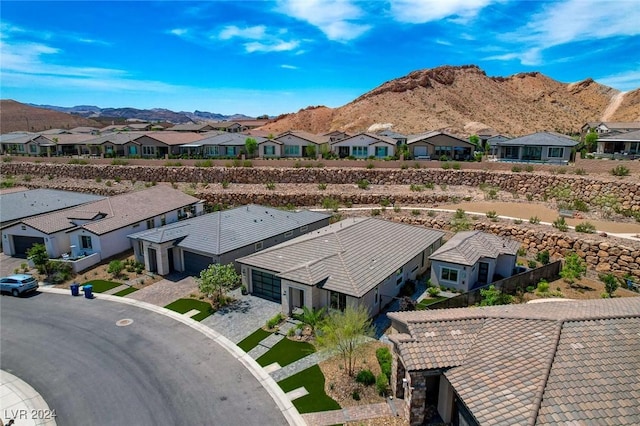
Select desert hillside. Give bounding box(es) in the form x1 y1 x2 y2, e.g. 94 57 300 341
0 100 103 133
261 65 640 137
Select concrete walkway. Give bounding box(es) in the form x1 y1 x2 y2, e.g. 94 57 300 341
0 370 57 426
302 399 404 426
125 274 198 307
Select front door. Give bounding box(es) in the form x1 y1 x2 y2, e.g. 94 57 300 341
167 248 174 272
478 262 489 285
338 146 350 158
290 288 304 311
148 248 157 273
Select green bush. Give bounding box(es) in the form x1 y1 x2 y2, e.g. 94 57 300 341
357 179 370 189
486 210 498 219
536 250 550 265
552 216 569 231
366 162 375 169
376 347 392 380
536 279 550 296
370 209 381 216
441 162 451 170
574 168 587 175
451 162 461 170
409 184 423 192
511 165 522 172
266 313 285 329
610 165 630 177
411 209 420 216
427 286 440 297
376 373 389 396
69 159 88 165
525 165 534 172
529 216 541 224
321 197 340 212
111 159 129 166
195 159 213 167
355 369 376 386
266 182 276 190
351 391 360 401
317 183 327 190
528 260 537 269
575 222 596 233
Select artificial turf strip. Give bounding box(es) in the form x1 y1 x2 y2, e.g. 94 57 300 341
257 338 316 368
417 296 448 310
112 287 138 297
278 364 341 413
237 328 273 353
164 298 214 322
81 280 121 293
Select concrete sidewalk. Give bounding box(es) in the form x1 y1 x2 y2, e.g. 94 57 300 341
0 370 57 426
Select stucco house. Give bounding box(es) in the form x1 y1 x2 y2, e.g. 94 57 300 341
237 218 444 316
429 231 520 292
2 185 203 268
179 132 266 158
493 131 578 163
260 130 329 158
406 131 474 160
330 133 397 159
387 298 640 426
127 205 331 276
581 121 640 136
596 129 640 157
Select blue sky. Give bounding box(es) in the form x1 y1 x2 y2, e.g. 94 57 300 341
1 1 639 117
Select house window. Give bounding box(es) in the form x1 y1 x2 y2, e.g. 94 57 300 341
146 219 155 229
375 146 388 157
29 145 38 153
284 145 300 156
132 223 140 228
21 225 26 230
160 215 166 226
263 145 275 156
142 146 156 156
300 225 308 233
204 146 219 156
548 147 564 158
226 146 235 156
441 267 459 283
284 230 293 238
352 146 368 158
523 146 542 160
330 291 347 311
128 146 138 155
503 146 519 159
434 146 453 159
255 241 263 251
396 268 403 285
81 235 92 250
138 240 143 254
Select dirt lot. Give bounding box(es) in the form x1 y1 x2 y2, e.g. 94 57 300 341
522 275 638 301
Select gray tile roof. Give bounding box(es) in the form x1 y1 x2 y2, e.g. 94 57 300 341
494 131 578 147
407 131 471 145
21 185 200 235
598 129 640 141
388 298 640 425
0 189 106 225
238 218 445 297
194 132 266 147
429 231 520 266
127 204 330 255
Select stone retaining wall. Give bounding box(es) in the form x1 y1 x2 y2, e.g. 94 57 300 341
3 162 639 209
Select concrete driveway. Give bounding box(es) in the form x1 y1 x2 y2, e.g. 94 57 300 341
0 253 31 277
125 274 198 306
0 293 289 426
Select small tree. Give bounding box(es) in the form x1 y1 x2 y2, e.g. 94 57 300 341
198 263 240 305
244 138 258 158
107 260 124 279
479 285 513 306
305 144 316 158
469 134 480 149
560 252 586 285
316 304 374 376
27 243 49 276
600 273 619 297
584 130 598 152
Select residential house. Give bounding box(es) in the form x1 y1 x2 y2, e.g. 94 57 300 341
428 231 520 292
406 131 474 160
263 130 329 158
168 123 215 132
79 132 145 157
2 186 203 269
0 133 56 156
50 133 100 156
235 119 271 130
323 130 351 143
134 131 208 157
68 126 101 134
387 298 640 425
210 122 245 133
596 129 640 157
581 121 640 136
330 133 397 159
237 218 444 316
377 129 408 146
128 205 330 276
494 131 578 163
179 132 265 158
483 134 510 156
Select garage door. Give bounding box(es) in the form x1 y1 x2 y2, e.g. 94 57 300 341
414 146 428 157
12 236 45 257
251 269 281 303
183 251 214 275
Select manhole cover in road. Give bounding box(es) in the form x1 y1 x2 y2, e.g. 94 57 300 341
116 319 133 327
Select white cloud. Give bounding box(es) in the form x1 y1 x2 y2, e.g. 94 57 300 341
597 69 640 92
435 39 453 46
169 28 189 37
281 64 298 69
219 25 266 40
389 0 496 24
244 40 300 53
277 0 371 42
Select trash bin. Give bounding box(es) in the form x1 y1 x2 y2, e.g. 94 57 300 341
84 284 93 299
70 283 80 296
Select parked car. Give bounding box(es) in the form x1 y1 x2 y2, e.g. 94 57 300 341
0 274 39 297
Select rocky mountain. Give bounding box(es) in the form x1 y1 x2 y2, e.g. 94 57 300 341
0 100 103 133
260 65 640 137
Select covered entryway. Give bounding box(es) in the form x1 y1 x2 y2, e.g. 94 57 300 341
12 236 45 257
183 250 214 276
289 288 304 311
251 269 281 303
413 146 428 158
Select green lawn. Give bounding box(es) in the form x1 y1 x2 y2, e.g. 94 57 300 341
278 365 340 413
164 298 214 321
416 296 448 310
112 287 138 297
256 338 315 368
81 280 121 293
237 328 273 353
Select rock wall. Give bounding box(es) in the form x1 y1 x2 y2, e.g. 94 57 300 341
3 163 639 209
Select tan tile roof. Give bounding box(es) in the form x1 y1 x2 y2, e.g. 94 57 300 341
45 134 97 145
22 185 200 235
388 298 640 425
139 131 208 145
275 130 330 144
429 231 521 266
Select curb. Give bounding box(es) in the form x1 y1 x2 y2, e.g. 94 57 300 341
38 287 306 426
0 370 57 426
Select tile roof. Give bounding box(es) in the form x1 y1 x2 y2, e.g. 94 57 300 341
167 123 212 131
494 131 578 147
82 132 146 146
21 185 200 235
275 130 329 144
139 131 208 145
598 129 640 141
194 132 266 147
388 298 640 425
238 218 445 297
127 204 330 255
0 189 106 225
429 231 521 266
601 122 640 130
47 134 98 145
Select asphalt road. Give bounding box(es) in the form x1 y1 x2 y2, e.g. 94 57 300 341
0 292 288 426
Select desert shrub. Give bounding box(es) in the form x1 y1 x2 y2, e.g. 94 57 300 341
451 162 461 170
376 373 389 396
266 312 285 329
600 273 619 297
69 159 88 165
356 369 376 386
321 197 340 212
529 216 540 224
552 216 569 231
536 279 550 296
536 250 550 265
195 159 213 167
610 165 630 177
165 161 183 167
574 168 587 175
111 159 128 165
370 209 381 216
105 180 112 187
427 286 440 297
573 200 589 212
424 182 434 189
511 165 522 172
479 285 513 306
409 184 423 192
513 218 523 224
486 210 498 219
441 162 451 170
357 179 370 189
528 260 538 269
95 177 102 183
575 222 596 233
411 209 421 216
351 391 360 401
366 162 375 169
318 183 327 190
525 165 534 172
265 182 276 190
393 206 401 212
221 180 230 189
380 198 391 207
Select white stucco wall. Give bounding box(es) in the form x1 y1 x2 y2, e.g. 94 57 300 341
2 224 67 258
